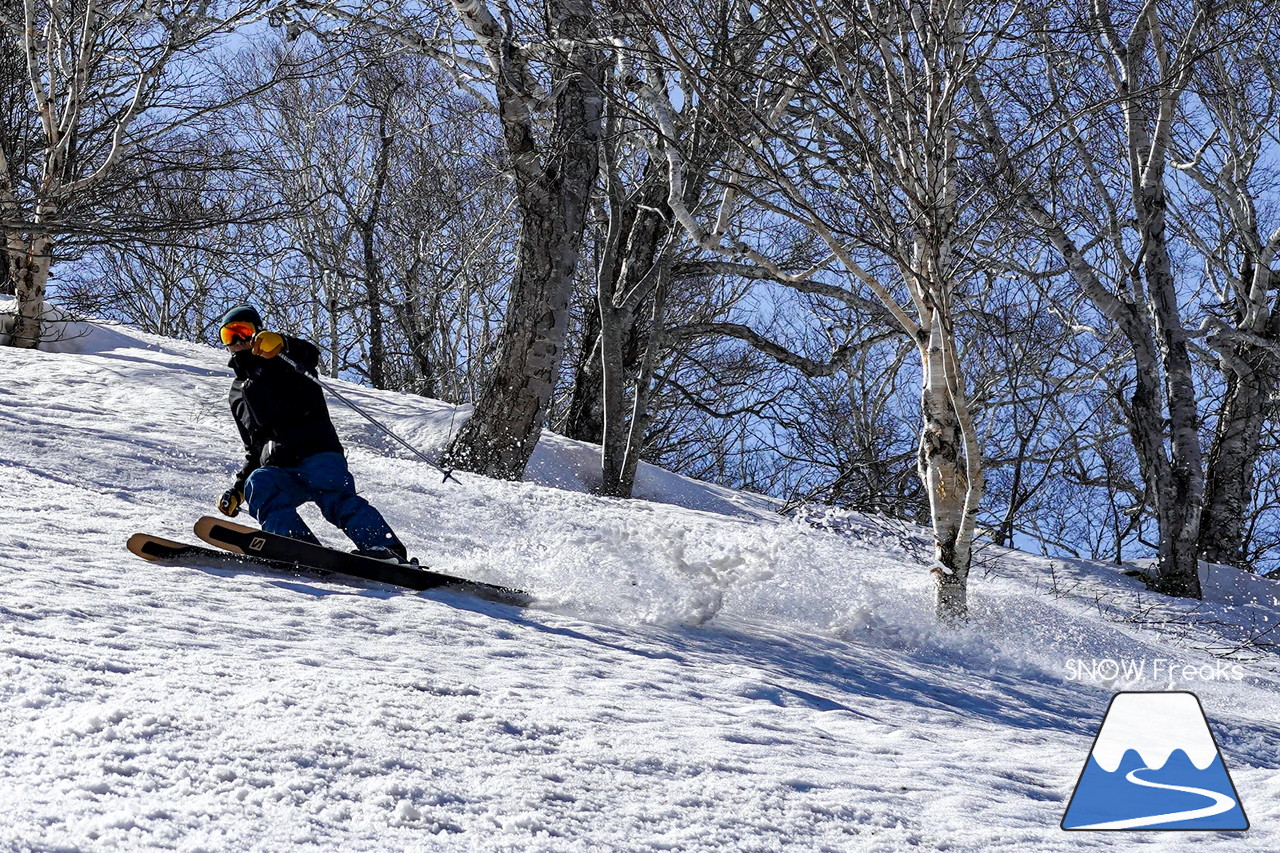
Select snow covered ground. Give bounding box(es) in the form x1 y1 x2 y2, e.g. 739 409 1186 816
1 314 1278 851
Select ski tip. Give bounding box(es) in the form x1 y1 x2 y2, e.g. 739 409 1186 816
127 532 186 562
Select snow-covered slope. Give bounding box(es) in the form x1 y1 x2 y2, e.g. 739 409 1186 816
1 318 1278 851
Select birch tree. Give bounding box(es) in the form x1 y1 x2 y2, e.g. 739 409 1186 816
581 0 781 498
253 44 406 387
796 0 992 621
638 0 1020 620
275 0 603 474
0 0 274 348
971 0 1222 598
425 0 605 479
0 0 32 297
1172 10 1280 569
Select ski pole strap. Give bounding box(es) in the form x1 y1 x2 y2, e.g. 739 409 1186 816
279 354 459 484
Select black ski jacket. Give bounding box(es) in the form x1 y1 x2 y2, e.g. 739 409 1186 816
228 336 343 490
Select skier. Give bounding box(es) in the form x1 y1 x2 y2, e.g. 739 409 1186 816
215 305 410 562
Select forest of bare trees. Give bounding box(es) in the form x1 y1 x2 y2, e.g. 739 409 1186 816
4 0 1280 620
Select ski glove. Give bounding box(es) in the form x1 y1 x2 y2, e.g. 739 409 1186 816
251 331 285 359
218 487 244 518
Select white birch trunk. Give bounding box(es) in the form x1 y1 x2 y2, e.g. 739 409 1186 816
910 273 984 621
7 232 54 348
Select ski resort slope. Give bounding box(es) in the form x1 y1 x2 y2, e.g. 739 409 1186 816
1 317 1279 852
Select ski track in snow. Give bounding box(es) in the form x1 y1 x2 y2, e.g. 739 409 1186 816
0 325 1278 851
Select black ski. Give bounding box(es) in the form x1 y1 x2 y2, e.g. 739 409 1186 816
193 516 532 607
127 532 294 569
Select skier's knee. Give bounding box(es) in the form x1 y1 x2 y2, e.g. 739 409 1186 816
245 466 299 513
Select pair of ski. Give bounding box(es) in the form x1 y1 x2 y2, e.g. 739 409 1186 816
127 517 531 608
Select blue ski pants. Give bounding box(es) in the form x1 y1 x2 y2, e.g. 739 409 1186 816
244 452 403 554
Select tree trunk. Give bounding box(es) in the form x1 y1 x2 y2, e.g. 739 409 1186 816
917 313 981 622
442 179 597 477
617 265 671 496
968 25 1206 599
7 234 52 349
1199 269 1280 569
564 306 605 443
361 106 396 389
598 192 670 498
598 293 630 495
441 0 603 480
1198 361 1266 567
1137 176 1204 598
362 226 387 389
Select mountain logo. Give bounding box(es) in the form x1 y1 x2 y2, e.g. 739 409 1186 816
1062 691 1248 831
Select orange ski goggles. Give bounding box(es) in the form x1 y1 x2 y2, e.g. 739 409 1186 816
219 321 257 346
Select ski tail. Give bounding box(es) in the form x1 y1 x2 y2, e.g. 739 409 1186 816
128 533 197 562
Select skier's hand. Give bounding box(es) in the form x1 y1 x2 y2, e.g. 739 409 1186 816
218 488 244 517
251 331 285 359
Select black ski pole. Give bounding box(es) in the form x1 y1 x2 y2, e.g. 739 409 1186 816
279 354 459 485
